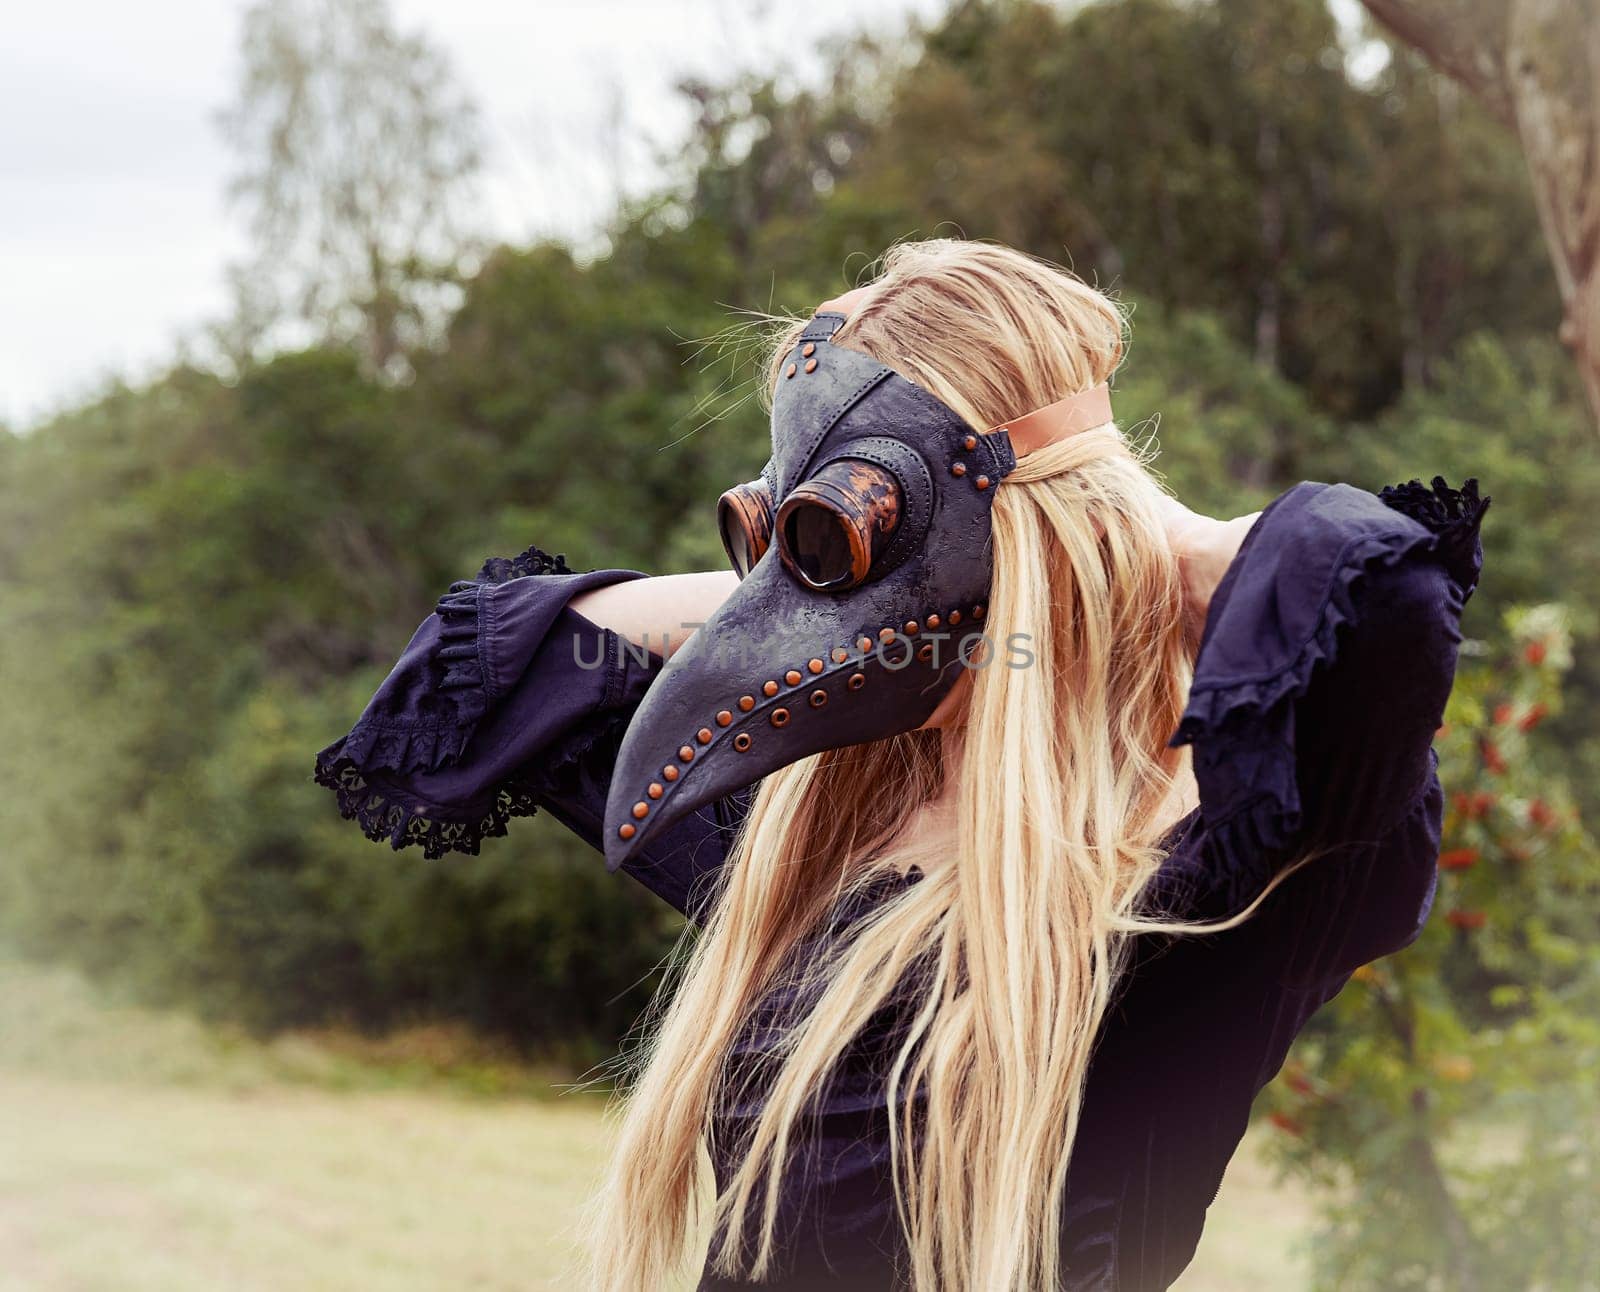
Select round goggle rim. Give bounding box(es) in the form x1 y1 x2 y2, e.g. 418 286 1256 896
773 458 903 592
775 494 870 591
716 478 775 579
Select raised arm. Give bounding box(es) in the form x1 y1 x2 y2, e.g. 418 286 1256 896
313 547 746 919
570 569 738 657
1161 477 1490 977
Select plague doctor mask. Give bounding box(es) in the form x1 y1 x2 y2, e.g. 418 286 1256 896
602 299 1114 872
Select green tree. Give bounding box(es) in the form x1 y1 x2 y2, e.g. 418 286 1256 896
218 0 483 375
1264 603 1599 1290
1359 0 1600 426
5 0 1595 1112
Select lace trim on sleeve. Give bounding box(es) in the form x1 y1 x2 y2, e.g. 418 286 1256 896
320 544 575 781
311 543 599 858
314 761 543 859
1376 475 1488 601
313 677 635 860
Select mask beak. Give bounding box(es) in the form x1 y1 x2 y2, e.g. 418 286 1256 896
601 554 976 873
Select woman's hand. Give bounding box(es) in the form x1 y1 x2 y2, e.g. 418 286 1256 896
1151 492 1262 658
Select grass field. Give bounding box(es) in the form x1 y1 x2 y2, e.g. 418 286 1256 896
0 958 1314 1290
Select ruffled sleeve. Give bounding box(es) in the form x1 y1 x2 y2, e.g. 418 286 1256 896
312 544 744 918
1163 477 1489 971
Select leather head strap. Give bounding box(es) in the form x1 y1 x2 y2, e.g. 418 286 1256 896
984 383 1114 458
813 289 1114 459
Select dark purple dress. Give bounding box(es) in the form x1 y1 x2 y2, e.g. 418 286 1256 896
315 477 1489 1290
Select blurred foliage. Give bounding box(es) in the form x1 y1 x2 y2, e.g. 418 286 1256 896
1264 606 1600 1289
0 0 1595 1283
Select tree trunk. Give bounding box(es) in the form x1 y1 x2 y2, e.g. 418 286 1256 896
1374 979 1485 1287
1409 1088 1484 1292
1361 0 1600 429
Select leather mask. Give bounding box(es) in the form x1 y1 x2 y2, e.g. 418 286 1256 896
601 308 1111 873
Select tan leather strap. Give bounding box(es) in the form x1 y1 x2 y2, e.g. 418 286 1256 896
985 383 1114 457
808 298 1115 456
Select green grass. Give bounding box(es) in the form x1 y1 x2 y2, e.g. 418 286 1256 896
0 1073 612 1292
0 957 577 1099
0 956 1312 1289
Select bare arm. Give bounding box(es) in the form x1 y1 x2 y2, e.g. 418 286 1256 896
569 570 740 659
1151 493 1264 655
567 492 1250 665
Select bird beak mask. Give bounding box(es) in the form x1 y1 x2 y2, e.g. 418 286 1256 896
602 306 1111 872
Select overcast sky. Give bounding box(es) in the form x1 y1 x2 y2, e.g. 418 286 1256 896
0 0 949 430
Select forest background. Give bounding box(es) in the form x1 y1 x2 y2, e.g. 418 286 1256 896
2 1 1595 1286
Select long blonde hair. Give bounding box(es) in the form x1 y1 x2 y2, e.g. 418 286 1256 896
586 239 1219 1289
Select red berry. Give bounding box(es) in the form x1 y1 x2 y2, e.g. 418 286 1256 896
1268 1111 1305 1137
1447 909 1488 931
1525 641 1547 666
1518 702 1549 732
1473 790 1495 816
1493 702 1514 726
1529 798 1557 830
1439 848 1479 871
1482 741 1508 775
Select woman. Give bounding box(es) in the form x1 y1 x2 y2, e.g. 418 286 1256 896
315 239 1489 1290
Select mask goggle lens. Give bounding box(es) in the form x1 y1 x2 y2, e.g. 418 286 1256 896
719 460 903 590
717 479 774 580
774 459 901 592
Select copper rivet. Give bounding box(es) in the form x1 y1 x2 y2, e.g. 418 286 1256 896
878 627 895 644
785 669 802 685
963 433 978 450
951 462 967 477
738 694 756 712
974 604 986 619
771 707 790 727
678 745 695 763
927 614 941 629
810 689 827 708
632 802 649 820
804 358 818 374
976 475 991 490
716 710 733 727
904 620 919 635
807 658 824 674
831 647 848 664
734 732 752 752
647 782 664 800
786 363 797 379
663 765 680 782
802 342 815 357
856 636 873 653
618 823 636 840
763 680 780 697
949 610 962 626
848 672 866 691
697 727 713 745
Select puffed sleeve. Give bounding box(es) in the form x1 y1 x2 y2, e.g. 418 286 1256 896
312 544 746 919
1164 477 1490 979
